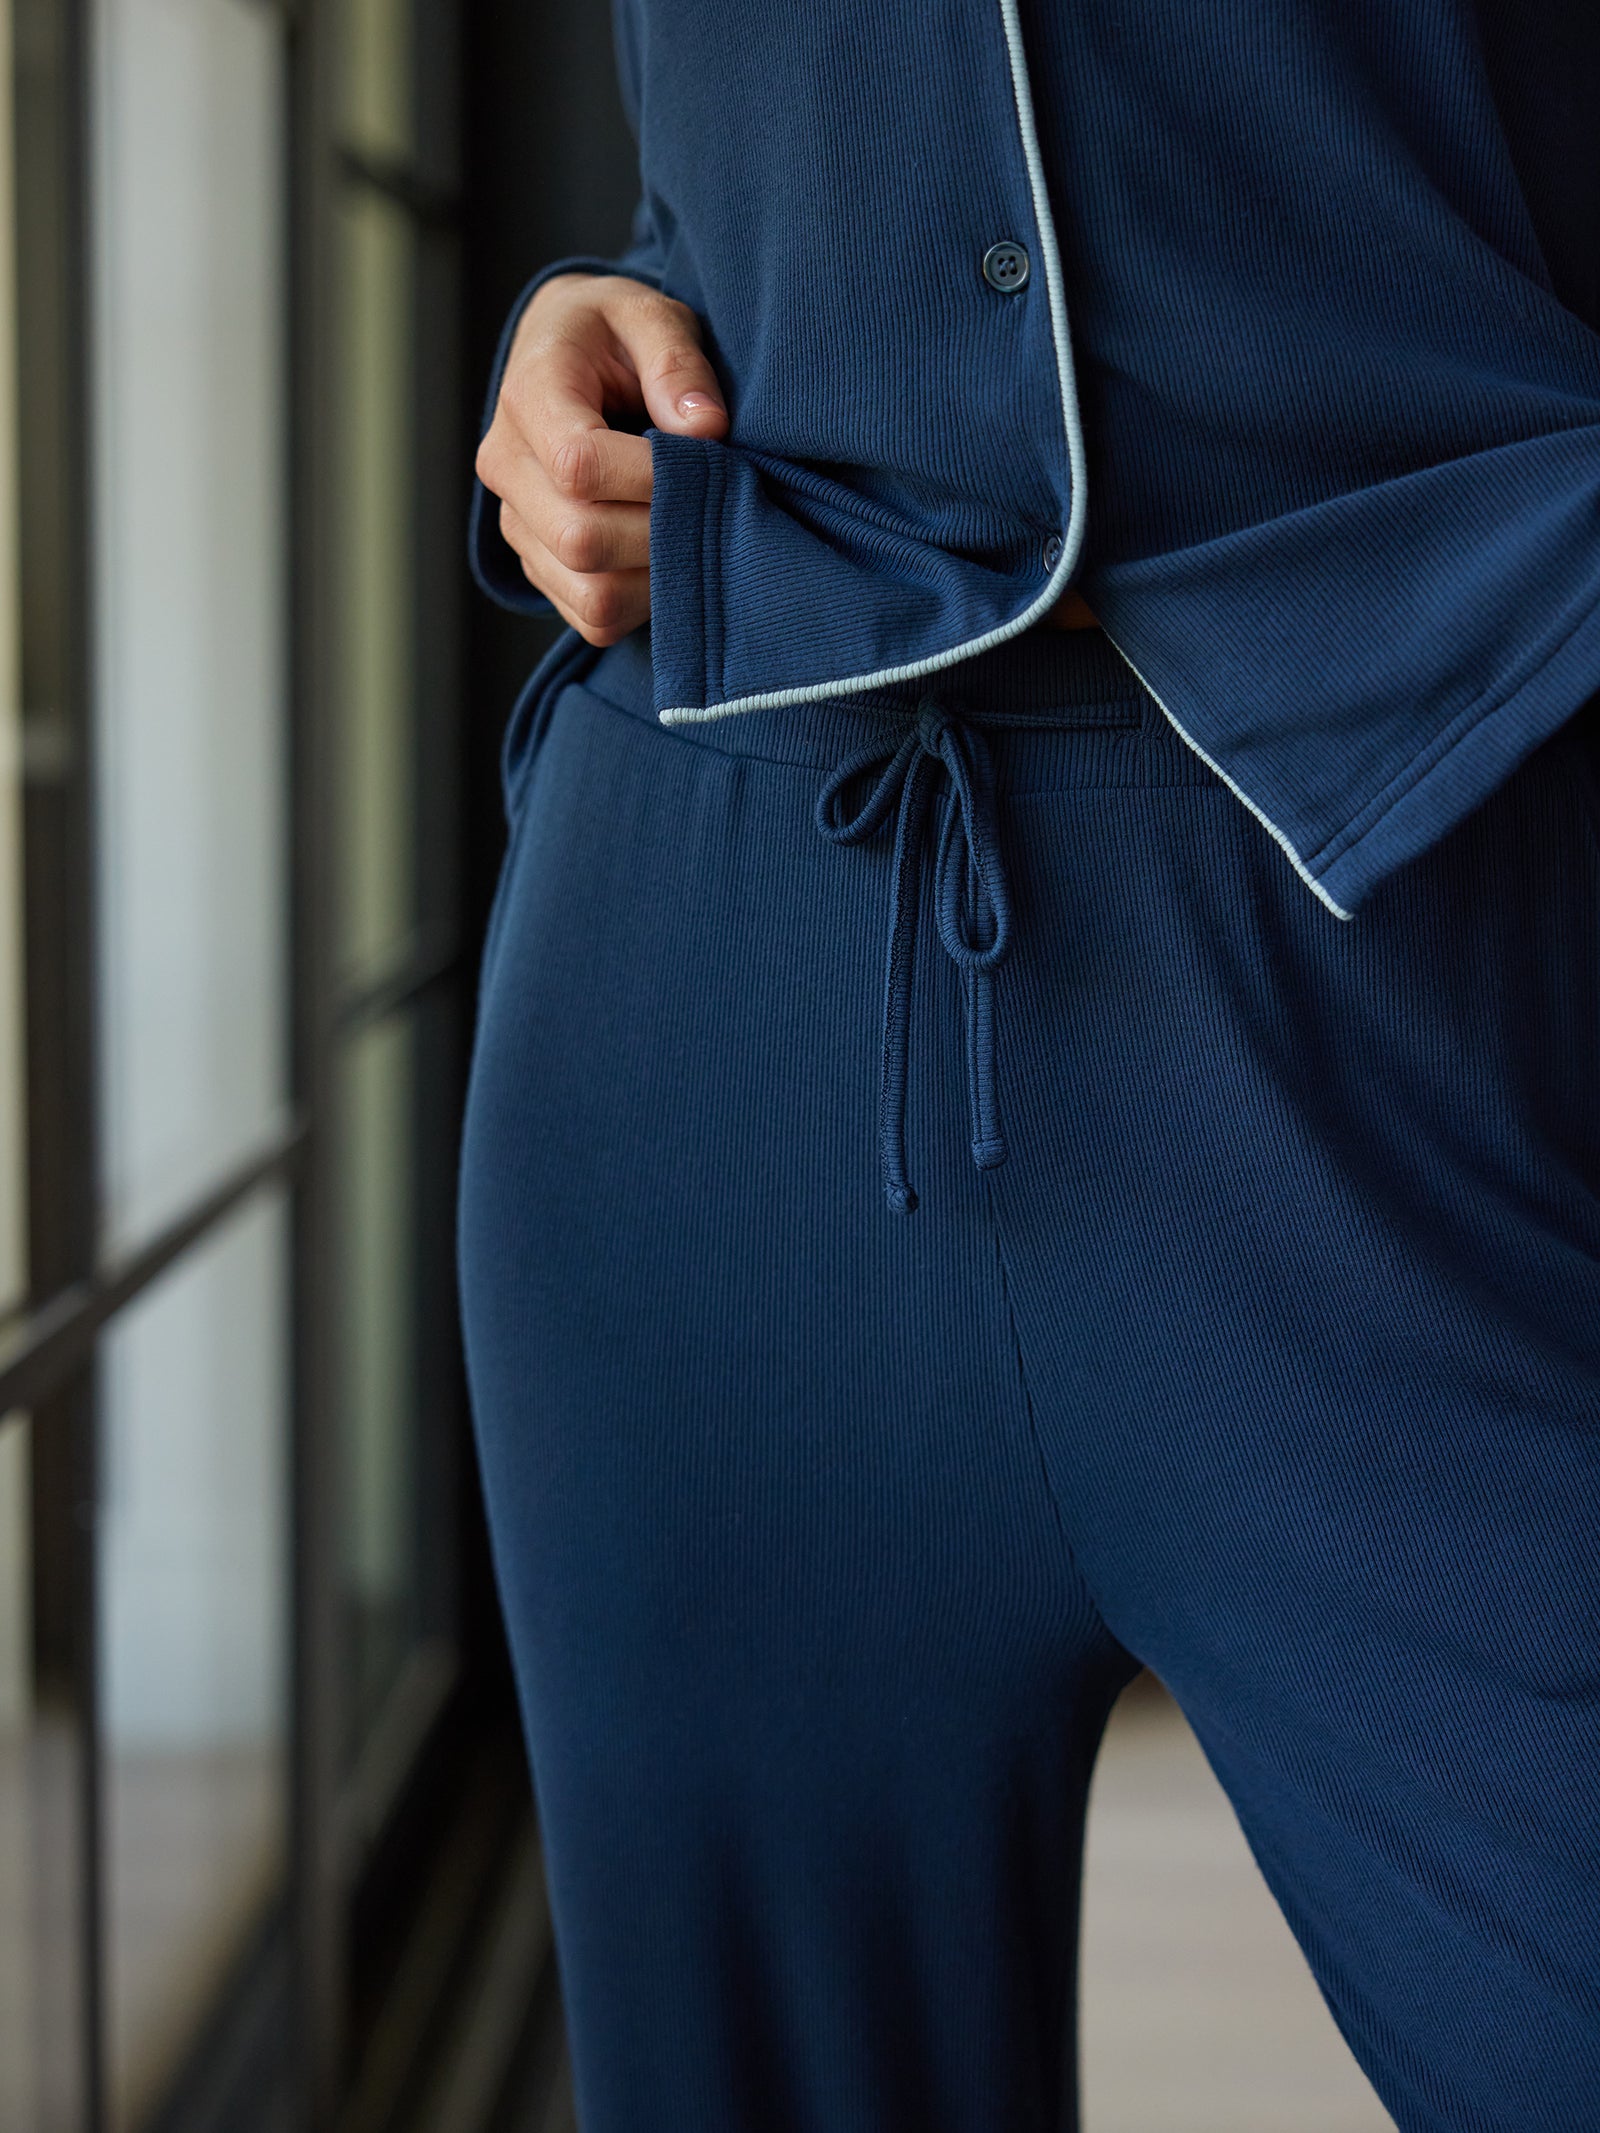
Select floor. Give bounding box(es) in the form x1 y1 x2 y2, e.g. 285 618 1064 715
1080 1673 1394 2132
102 1743 281 2132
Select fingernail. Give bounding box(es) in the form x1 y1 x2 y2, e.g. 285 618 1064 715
676 391 723 417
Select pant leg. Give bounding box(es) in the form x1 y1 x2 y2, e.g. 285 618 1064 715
455 664 1140 2133
987 697 1600 2132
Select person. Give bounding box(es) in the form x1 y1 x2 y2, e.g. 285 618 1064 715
456 3 1600 2127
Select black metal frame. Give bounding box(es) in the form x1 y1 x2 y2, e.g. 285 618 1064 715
11 0 102 2119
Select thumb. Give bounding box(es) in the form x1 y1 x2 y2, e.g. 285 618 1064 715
605 286 730 439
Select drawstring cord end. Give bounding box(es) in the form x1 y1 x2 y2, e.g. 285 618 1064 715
816 699 1013 1215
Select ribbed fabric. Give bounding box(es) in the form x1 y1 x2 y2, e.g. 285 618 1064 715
467 0 1600 915
456 635 1600 2133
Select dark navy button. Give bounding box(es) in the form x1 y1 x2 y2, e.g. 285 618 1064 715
981 240 1030 293
1042 533 1065 571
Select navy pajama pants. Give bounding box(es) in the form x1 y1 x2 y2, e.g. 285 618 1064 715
455 620 1600 2133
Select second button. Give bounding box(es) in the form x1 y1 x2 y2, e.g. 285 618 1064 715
981 240 1031 293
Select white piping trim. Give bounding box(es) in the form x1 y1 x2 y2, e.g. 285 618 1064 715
658 0 1089 728
1102 632 1353 922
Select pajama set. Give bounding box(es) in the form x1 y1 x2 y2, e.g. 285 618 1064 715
455 2 1600 2126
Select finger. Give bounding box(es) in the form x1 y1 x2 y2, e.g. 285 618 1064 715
498 338 656 504
596 283 730 437
505 474 651 577
500 500 651 643
541 561 652 645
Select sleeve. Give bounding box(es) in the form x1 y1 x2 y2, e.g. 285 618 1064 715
466 193 669 616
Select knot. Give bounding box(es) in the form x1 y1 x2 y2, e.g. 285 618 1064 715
915 700 952 753
815 698 1013 1212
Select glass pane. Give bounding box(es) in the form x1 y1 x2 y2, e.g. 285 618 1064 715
341 0 414 162
90 0 291 1253
335 185 419 984
0 1409 89 2133
98 1189 291 2131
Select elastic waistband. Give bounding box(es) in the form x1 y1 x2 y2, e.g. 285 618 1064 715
582 621 1150 737
563 619 1237 795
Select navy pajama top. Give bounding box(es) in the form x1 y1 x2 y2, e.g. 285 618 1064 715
468 0 1600 918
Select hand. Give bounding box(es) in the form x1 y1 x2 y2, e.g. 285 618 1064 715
474 271 729 644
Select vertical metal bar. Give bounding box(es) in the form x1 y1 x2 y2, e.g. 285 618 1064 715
13 0 103 2112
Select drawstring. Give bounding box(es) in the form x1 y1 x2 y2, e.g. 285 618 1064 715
815 700 1013 1214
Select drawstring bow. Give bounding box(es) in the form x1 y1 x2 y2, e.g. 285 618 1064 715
815 700 1013 1213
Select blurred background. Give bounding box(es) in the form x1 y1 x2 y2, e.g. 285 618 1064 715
0 0 1393 2128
